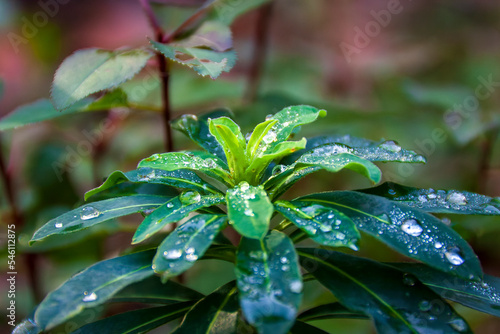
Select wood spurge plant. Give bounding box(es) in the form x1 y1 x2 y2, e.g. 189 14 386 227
16 105 500 333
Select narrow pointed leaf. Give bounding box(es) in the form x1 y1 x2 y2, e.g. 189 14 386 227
264 166 319 200
296 192 483 280
51 48 152 110
296 152 382 184
283 135 426 164
226 182 273 239
392 263 500 317
153 214 227 281
173 281 239 334
35 250 156 330
138 151 232 186
208 117 248 179
201 244 236 263
246 119 278 158
171 109 232 161
111 276 204 304
298 248 472 334
71 303 194 334
275 200 360 249
132 192 224 243
85 167 219 201
298 303 368 321
257 105 326 153
30 195 171 244
236 231 302 333
360 182 500 215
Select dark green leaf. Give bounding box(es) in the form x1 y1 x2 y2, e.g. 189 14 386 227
275 200 360 250
289 320 330 334
298 303 368 321
138 151 232 186
51 48 152 110
201 244 236 263
298 248 472 334
226 182 273 239
236 231 302 333
171 109 232 161
173 281 239 334
296 191 482 280
111 276 204 304
132 192 224 244
264 166 318 200
85 167 219 201
71 302 193 334
35 250 155 330
360 182 500 215
392 263 500 318
295 152 382 184
208 0 271 25
0 98 92 131
83 88 130 111
30 195 171 244
153 214 227 281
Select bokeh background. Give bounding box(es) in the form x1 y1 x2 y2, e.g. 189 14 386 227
1 0 500 333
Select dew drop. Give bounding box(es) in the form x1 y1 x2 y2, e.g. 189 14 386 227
380 140 402 153
185 254 198 262
434 241 443 249
446 192 468 205
388 188 397 196
280 256 289 264
80 206 101 220
244 209 255 217
262 131 277 144
448 318 468 332
418 300 432 311
441 217 451 225
445 247 465 266
281 265 290 272
336 232 346 240
185 247 195 254
163 249 183 260
418 195 428 203
138 170 155 181
179 191 201 204
82 292 97 302
401 219 423 237
167 202 174 208
289 280 303 293
55 222 63 229
239 182 250 192
403 273 416 286
320 224 332 232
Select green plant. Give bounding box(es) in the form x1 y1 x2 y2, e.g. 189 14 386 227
15 105 500 333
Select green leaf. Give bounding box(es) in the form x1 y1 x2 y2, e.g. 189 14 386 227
201 244 236 263
289 320 330 334
208 117 248 180
296 152 382 184
256 105 326 153
151 22 235 79
274 200 360 250
35 250 155 330
85 167 219 201
83 88 130 111
173 281 239 334
297 303 368 321
246 119 277 158
298 248 472 334
138 151 232 186
153 214 227 281
12 318 41 334
111 275 204 304
171 109 232 161
226 182 273 239
264 166 318 200
236 231 302 334
360 182 500 215
283 135 426 164
132 192 224 244
72 302 194 334
296 192 483 280
30 195 171 244
392 263 500 318
0 98 92 131
51 48 152 110
208 0 271 25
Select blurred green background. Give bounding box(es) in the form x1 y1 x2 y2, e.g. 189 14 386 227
1 0 500 333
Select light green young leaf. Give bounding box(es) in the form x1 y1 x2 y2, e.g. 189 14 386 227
360 182 500 215
51 48 152 110
138 151 232 186
246 119 278 158
226 182 273 239
30 195 171 244
35 250 156 330
153 214 227 281
236 231 302 334
132 192 224 244
274 200 360 250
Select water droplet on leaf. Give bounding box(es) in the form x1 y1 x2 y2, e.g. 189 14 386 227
418 300 432 311
445 247 465 266
55 222 63 228
401 218 423 237
289 280 303 293
448 318 468 332
163 249 183 260
380 140 402 153
179 191 201 205
434 241 443 249
262 131 277 144
80 206 101 220
446 192 467 205
82 292 97 302
403 273 416 286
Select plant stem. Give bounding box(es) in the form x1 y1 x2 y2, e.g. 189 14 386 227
245 3 274 103
139 0 173 152
0 135 42 302
477 128 499 193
